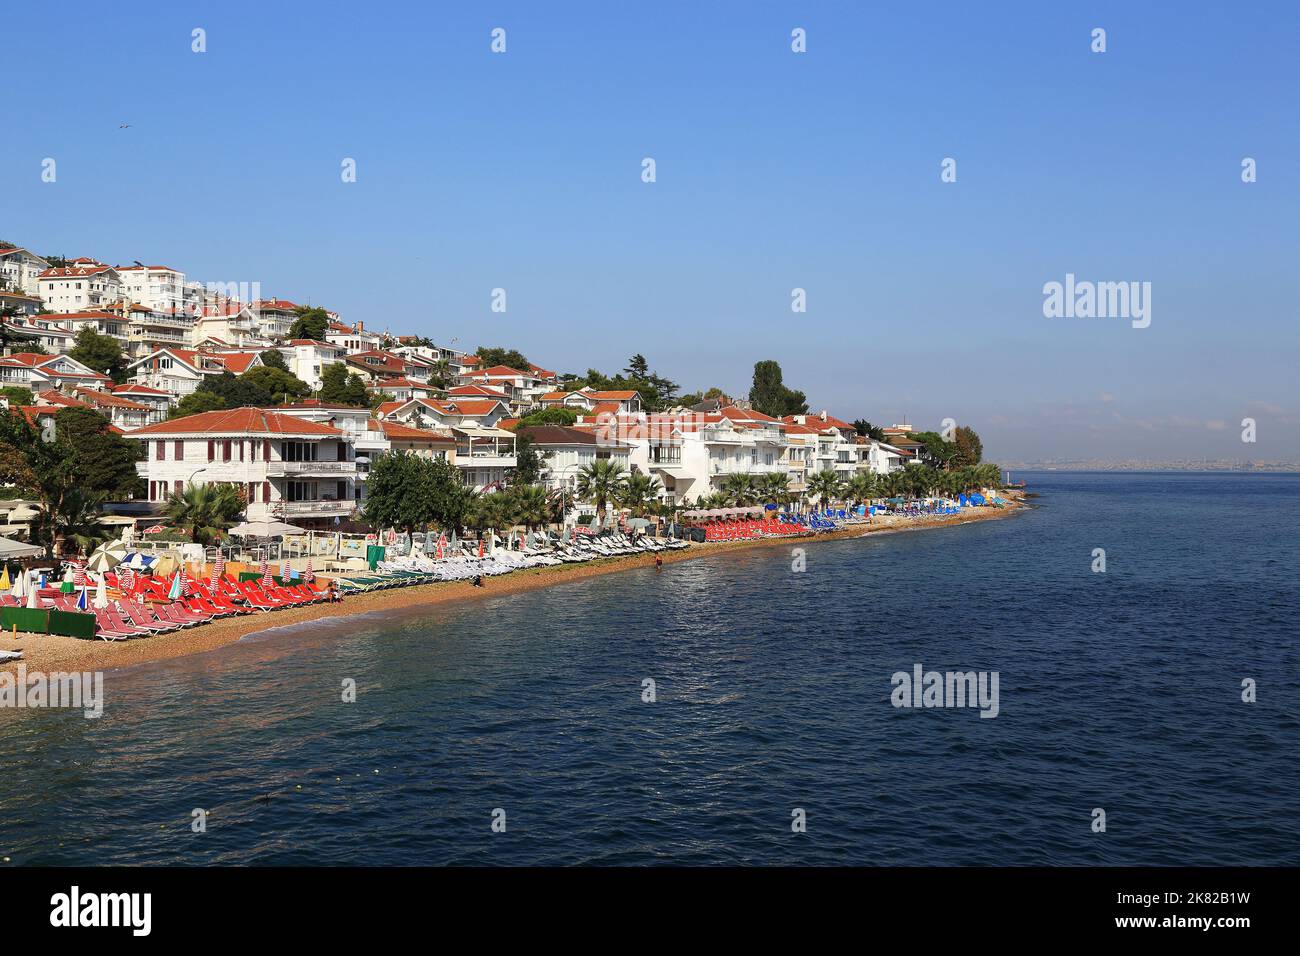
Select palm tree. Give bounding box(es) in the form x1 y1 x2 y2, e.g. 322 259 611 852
164 483 245 544
575 460 627 525
48 488 108 557
618 472 663 516
844 472 877 507
510 484 551 533
720 472 756 506
807 469 842 509
757 472 791 506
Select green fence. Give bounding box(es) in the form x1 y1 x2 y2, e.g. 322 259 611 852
1 606 99 640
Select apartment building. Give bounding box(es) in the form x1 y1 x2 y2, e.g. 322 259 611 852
130 408 359 524
278 339 347 391
326 320 382 354
115 264 196 315
127 347 264 399
0 247 51 296
37 259 123 313
0 353 111 392
514 424 631 496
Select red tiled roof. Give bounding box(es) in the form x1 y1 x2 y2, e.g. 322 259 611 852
73 387 150 411
377 420 455 442
127 408 344 437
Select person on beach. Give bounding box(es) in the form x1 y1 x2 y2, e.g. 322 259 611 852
655 555 663 570
326 579 338 602
472 574 484 588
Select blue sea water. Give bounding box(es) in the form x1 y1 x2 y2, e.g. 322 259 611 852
1 472 1297 866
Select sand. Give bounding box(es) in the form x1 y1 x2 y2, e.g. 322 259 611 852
1 497 1026 676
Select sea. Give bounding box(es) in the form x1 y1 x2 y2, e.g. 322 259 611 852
1 472 1296 865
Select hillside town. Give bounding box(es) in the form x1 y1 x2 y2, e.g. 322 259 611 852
1 240 1002 554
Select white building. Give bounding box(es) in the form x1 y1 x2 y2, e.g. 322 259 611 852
278 339 347 391
127 347 264 400
0 352 111 393
115 264 195 315
326 320 381 354
514 424 632 496
130 407 359 525
0 247 51 296
37 259 123 313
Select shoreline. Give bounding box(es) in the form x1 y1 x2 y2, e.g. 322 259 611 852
1 498 1027 676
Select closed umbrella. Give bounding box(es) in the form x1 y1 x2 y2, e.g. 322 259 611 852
119 566 136 594
26 579 40 609
260 555 272 587
93 573 109 609
303 557 314 583
280 558 290 581
212 553 226 588
11 567 26 602
1 565 12 591
167 570 183 600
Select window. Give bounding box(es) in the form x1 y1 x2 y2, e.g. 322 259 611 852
174 440 184 460
155 440 166 461
207 440 215 462
222 440 232 462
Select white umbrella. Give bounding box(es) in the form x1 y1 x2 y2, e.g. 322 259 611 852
11 568 27 602
93 572 109 609
228 521 306 538
0 536 44 559
26 578 40 609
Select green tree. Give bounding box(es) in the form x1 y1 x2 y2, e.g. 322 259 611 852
720 472 757 506
169 390 227 419
286 306 330 341
54 406 142 499
475 346 530 370
363 452 470 534
617 471 663 516
198 367 310 408
164 483 245 544
852 419 887 441
515 406 579 427
259 349 289 371
508 484 551 533
953 426 983 467
510 435 545 485
318 362 370 406
575 459 627 525
0 385 34 406
807 469 843 507
748 360 807 418
69 326 128 384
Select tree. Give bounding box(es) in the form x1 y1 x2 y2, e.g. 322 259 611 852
164 483 245 544
287 306 330 341
508 484 551 533
198 367 310 408
845 472 877 506
953 426 983 467
0 386 34 406
0 319 40 354
757 472 791 505
720 472 757 506
475 346 530 371
362 452 469 534
748 360 807 418
910 431 959 470
515 406 579 428
565 357 679 412
618 471 663 516
54 406 142 499
575 459 626 524
318 362 370 406
260 349 289 371
510 435 545 486
807 469 843 507
169 390 227 419
852 419 886 441
47 487 108 556
624 354 650 379
69 326 128 384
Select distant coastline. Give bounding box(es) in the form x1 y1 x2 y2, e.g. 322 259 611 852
1000 460 1300 473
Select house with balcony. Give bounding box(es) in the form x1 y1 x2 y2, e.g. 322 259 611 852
279 339 347 391
115 264 193 316
2 314 75 353
190 303 269 349
0 291 46 319
37 259 123 313
326 320 382 354
458 365 552 411
784 411 860 480
0 352 111 392
344 349 436 388
250 299 301 340
376 397 514 490
59 310 131 350
0 246 51 296
69 387 152 430
129 407 359 525
514 424 631 499
110 383 173 423
127 347 264 399
539 387 644 416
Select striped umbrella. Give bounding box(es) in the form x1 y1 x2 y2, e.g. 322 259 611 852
180 568 192 596
73 563 85 588
118 566 136 593
280 558 290 581
260 556 272 587
212 552 226 588
303 557 314 583
86 539 128 574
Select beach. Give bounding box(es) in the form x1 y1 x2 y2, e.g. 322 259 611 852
1 497 1026 677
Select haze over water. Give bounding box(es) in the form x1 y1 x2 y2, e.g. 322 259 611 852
2 472 1296 865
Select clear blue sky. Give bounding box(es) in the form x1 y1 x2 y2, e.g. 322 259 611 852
3 1 1297 461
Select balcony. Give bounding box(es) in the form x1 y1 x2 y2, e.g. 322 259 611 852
279 499 356 517
265 460 358 476
456 452 516 468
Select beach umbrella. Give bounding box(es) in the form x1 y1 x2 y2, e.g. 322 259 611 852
477 539 485 559
11 567 25 600
119 566 136 593
26 580 40 609
212 552 226 588
167 570 183 600
86 538 128 574
76 583 89 611
93 573 109 609
73 563 85 588
261 555 272 587
303 557 314 583
143 524 165 535
435 535 445 560
2 565 16 592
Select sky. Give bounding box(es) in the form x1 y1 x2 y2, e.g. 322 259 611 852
2 1 1297 462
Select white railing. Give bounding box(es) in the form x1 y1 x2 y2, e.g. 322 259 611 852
279 499 357 516
265 460 357 475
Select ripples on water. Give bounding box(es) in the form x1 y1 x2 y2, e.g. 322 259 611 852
1 472 1297 865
